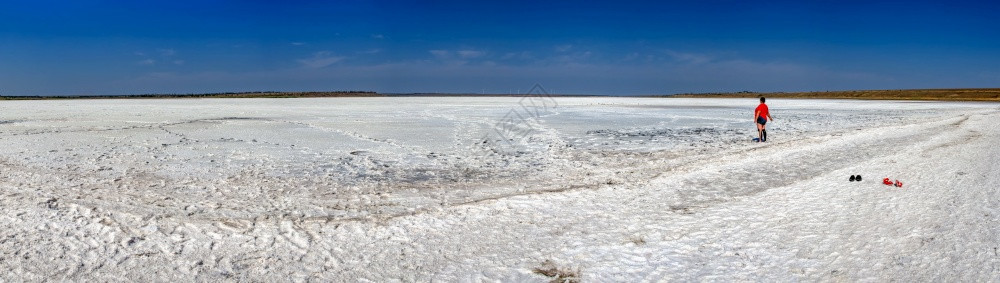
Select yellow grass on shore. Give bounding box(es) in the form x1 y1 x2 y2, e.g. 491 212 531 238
669 88 1000 102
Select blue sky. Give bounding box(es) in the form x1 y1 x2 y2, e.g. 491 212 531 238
1 0 998 95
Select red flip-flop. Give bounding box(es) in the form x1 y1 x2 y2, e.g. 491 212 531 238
894 180 903 187
883 178 893 185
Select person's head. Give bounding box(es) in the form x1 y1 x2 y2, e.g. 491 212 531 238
760 97 766 103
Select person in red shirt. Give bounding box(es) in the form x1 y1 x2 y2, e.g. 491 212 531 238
754 97 772 142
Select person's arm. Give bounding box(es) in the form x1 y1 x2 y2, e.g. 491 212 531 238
767 113 773 121
754 110 760 121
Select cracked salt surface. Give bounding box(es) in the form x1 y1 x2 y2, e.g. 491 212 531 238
1 97 998 281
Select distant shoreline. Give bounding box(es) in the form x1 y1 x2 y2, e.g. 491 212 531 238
3 88 999 101
663 88 1000 102
0 91 602 100
0 91 382 100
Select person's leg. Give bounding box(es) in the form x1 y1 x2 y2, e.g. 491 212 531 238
756 123 764 141
762 125 767 142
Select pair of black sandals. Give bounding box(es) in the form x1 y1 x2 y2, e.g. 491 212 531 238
849 175 863 182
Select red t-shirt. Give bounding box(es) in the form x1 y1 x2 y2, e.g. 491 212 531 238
755 103 769 119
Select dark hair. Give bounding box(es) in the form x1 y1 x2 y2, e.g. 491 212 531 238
760 97 765 103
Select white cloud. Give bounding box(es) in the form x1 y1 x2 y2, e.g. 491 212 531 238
371 34 385 39
291 42 306 46
550 51 593 65
555 45 573 52
456 50 485 59
501 51 532 60
429 50 466 66
297 51 345 68
157 48 176 57
134 48 182 67
429 50 451 59
358 49 382 54
113 54 893 95
664 50 711 65
429 49 489 65
431 49 487 59
115 46 890 95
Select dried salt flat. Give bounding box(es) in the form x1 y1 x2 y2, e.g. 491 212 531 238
0 97 998 281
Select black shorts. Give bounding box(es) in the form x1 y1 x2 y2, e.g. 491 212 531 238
756 116 767 125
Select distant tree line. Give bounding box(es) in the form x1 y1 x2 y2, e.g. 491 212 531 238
0 91 381 100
